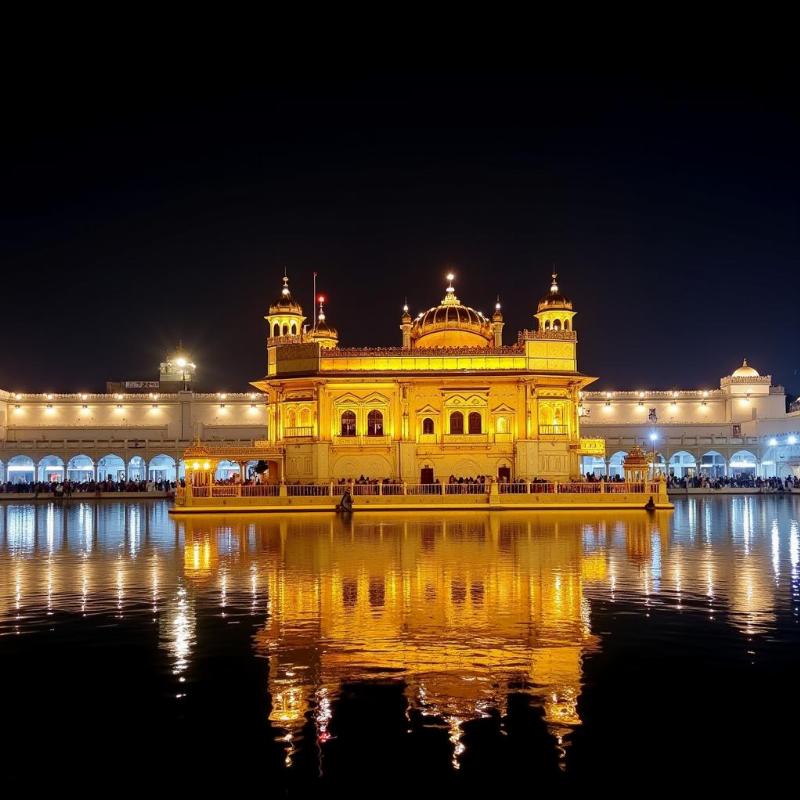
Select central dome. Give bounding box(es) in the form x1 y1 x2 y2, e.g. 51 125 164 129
410 275 494 349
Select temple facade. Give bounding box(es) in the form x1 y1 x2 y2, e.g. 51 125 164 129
251 273 601 484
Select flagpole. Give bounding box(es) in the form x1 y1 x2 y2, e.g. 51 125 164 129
312 272 317 330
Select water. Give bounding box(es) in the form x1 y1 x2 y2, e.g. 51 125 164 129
1 497 798 791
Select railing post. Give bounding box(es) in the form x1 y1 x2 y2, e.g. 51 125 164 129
402 481 407 495
600 480 605 493
329 481 334 497
279 481 287 497
378 482 382 496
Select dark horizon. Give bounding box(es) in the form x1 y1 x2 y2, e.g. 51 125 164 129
2 67 797 396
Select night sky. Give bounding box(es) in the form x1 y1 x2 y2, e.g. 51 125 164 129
3 67 798 397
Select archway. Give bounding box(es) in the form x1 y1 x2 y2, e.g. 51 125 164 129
608 451 627 479
67 454 94 482
37 455 65 482
7 455 35 484
699 450 726 479
581 456 606 477
128 456 146 481
729 450 757 478
669 451 697 479
97 454 125 481
148 454 176 482
215 459 240 481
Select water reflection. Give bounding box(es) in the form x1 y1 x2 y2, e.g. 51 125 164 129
1 497 799 781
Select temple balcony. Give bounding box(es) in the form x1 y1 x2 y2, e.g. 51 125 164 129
332 434 392 446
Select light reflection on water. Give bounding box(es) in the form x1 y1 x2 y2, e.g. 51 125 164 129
1 496 799 783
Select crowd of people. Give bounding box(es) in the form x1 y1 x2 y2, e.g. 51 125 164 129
667 474 800 491
0 479 175 495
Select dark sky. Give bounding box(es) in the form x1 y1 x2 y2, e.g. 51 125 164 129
2 66 798 396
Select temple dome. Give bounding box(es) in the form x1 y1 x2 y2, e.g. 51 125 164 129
537 272 572 312
269 275 303 315
732 358 759 378
410 275 494 349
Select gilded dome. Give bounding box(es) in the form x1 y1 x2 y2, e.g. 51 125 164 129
410 276 494 349
269 275 303 315
537 273 573 312
732 358 759 378
308 300 338 347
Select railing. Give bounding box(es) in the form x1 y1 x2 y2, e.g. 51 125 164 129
192 486 210 497
499 481 661 495
538 426 567 436
284 427 314 438
444 483 489 494
406 483 444 495
241 484 280 497
286 484 331 497
211 485 239 497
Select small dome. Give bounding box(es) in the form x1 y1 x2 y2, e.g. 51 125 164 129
309 299 338 346
269 275 303 315
732 358 759 378
537 272 573 311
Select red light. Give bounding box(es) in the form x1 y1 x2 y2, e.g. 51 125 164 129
318 295 325 303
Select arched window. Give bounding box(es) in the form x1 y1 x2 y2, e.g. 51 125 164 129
553 319 561 330
299 408 310 426
273 323 279 338
450 411 464 435
544 320 551 330
282 324 289 336
290 322 297 335
367 409 384 436
564 319 570 330
496 416 508 434
341 410 356 437
286 409 297 428
422 417 434 435
468 412 482 434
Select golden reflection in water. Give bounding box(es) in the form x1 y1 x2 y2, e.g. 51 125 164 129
3 499 799 772
176 512 677 766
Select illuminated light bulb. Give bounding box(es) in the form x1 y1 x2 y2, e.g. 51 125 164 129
769 437 778 447
175 357 187 367
495 301 501 311
249 392 256 399
639 391 645 397
446 272 455 282
203 462 210 470
650 433 658 442
80 393 87 400
789 436 798 445
47 394 53 400
192 462 200 470
15 392 21 399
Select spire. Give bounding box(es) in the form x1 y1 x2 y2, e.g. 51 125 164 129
281 274 290 298
317 295 326 325
550 271 559 295
442 271 460 306
492 295 503 322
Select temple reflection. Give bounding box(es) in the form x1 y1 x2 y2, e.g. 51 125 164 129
1 498 798 775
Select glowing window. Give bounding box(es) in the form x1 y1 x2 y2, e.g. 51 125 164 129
341 410 357 437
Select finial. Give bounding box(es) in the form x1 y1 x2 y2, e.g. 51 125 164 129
742 357 748 366
442 271 460 305
446 272 455 292
318 295 326 323
495 294 501 311
282 272 290 296
550 270 559 294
